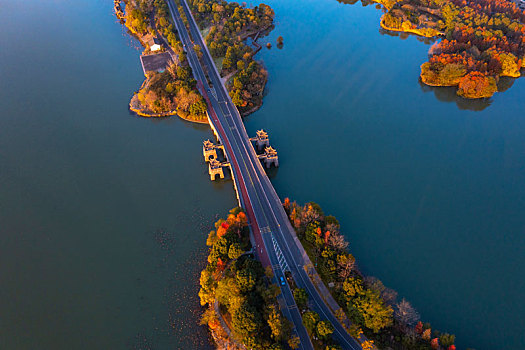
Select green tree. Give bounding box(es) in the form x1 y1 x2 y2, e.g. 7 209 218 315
353 290 393 333
302 311 320 334
215 277 244 311
176 66 190 81
236 268 257 292
316 320 334 340
293 288 308 309
232 302 262 336
198 269 216 305
228 242 244 260
439 333 456 347
189 98 207 116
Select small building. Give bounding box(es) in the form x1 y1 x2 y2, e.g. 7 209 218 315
150 37 162 52
512 0 525 10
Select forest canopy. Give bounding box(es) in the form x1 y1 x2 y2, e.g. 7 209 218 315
188 0 275 114
354 0 525 98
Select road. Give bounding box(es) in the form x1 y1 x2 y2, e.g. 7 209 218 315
166 1 362 348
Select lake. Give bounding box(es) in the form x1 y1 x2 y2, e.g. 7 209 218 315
0 0 524 349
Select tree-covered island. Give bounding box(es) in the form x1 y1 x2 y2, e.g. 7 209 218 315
199 208 299 350
120 0 208 121
199 204 461 349
341 0 525 99
187 0 275 115
117 0 275 120
283 199 460 350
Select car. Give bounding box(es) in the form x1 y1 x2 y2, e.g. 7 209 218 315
280 276 285 286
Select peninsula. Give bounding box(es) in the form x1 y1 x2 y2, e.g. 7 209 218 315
199 203 459 350
117 0 274 121
344 0 525 98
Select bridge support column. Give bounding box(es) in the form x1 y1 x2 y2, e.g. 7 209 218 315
265 158 279 168
209 159 225 181
203 140 217 162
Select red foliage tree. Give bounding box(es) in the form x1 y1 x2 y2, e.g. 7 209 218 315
415 321 424 335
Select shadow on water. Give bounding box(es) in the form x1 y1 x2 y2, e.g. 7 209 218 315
333 0 520 111
418 80 492 111
129 111 212 131
379 27 439 45
265 165 279 179
497 76 516 92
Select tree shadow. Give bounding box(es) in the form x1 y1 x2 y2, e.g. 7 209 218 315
418 80 492 111
497 76 516 92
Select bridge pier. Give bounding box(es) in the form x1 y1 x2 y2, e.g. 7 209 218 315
203 139 225 162
258 146 279 168
208 159 225 180
203 139 217 162
250 129 270 151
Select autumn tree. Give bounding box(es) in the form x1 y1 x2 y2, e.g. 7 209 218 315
316 320 334 340
302 311 320 334
457 71 497 98
288 335 300 349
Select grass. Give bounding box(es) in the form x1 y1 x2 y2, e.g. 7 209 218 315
214 56 224 72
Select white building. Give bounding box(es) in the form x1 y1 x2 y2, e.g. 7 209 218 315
150 38 162 52
513 0 525 10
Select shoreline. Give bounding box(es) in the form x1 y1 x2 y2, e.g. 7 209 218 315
118 0 272 122
118 0 208 123
379 14 443 38
356 0 525 99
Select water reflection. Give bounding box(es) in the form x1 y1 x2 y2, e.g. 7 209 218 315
379 27 438 45
334 0 509 111
497 76 516 92
418 80 492 111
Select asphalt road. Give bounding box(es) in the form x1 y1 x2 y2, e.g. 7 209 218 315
166 1 362 348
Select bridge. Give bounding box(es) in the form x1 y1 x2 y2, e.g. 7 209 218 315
166 0 363 348
204 130 278 179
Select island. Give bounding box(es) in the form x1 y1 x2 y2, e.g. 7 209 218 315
345 0 525 98
199 203 460 350
119 0 208 121
187 0 275 115
199 208 300 350
116 0 275 121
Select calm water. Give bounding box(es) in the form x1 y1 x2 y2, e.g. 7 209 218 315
0 0 233 349
0 0 524 349
245 0 525 349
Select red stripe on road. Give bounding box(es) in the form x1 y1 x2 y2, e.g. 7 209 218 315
197 81 271 268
